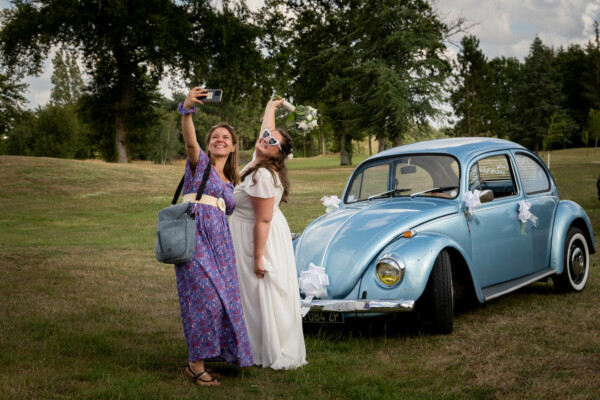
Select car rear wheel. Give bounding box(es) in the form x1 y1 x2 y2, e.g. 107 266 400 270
552 227 589 292
422 250 454 334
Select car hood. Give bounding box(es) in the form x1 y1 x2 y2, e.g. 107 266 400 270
295 199 458 298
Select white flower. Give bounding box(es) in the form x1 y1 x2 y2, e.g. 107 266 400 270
283 102 319 134
463 190 481 215
286 153 293 160
321 195 341 213
518 200 538 226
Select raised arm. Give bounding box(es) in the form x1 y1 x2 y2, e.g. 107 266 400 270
181 88 208 169
260 98 285 134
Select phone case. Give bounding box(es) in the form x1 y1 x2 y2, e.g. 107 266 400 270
198 89 223 103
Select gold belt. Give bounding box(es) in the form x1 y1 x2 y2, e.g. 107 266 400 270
182 193 226 213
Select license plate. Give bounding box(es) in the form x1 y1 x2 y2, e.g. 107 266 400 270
302 311 345 324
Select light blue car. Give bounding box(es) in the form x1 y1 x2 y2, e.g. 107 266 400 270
294 138 595 333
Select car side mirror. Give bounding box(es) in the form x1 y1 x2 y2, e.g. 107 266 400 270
479 189 494 203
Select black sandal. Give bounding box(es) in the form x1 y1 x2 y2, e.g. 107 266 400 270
185 365 220 386
205 367 224 378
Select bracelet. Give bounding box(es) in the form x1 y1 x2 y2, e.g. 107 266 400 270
178 101 196 115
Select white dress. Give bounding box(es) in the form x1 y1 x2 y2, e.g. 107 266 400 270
230 167 307 370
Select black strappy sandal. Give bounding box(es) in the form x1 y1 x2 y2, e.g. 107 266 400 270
205 367 224 378
185 365 220 386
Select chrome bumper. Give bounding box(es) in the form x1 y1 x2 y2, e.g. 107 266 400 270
303 299 415 313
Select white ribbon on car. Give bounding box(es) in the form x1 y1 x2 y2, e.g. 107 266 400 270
462 190 481 215
321 195 341 213
518 200 538 235
298 263 330 317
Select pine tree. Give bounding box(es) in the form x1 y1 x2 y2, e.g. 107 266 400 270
451 35 494 136
581 22 600 110
554 44 589 138
513 37 564 151
348 0 452 148
487 56 522 139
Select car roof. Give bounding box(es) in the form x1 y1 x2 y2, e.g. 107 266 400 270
369 137 527 165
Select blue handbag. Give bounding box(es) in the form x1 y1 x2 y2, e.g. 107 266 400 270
155 163 211 264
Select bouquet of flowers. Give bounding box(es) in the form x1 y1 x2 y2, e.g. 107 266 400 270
280 100 319 135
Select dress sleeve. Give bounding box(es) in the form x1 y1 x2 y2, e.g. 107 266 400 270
244 168 277 199
186 147 209 176
183 149 210 193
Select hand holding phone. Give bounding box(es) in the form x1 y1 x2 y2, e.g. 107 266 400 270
196 89 223 103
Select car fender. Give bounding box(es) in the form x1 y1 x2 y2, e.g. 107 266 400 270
550 200 596 273
358 232 482 303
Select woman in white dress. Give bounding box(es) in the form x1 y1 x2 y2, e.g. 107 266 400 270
229 99 307 370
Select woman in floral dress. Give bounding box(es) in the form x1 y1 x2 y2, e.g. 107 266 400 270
175 88 253 386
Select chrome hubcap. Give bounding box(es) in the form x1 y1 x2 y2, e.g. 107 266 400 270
570 246 584 281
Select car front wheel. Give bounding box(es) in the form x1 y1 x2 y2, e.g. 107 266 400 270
552 227 589 292
421 250 454 334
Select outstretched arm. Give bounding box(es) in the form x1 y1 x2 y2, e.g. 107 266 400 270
181 88 208 169
260 98 285 134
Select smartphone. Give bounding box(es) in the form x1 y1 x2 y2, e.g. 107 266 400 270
197 89 223 103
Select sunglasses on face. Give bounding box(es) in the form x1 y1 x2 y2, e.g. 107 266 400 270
261 128 282 151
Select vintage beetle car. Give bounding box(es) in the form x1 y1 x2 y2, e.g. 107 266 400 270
294 138 595 333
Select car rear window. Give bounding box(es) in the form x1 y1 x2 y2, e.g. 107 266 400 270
515 154 550 194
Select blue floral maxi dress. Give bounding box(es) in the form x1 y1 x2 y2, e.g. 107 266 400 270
175 150 253 366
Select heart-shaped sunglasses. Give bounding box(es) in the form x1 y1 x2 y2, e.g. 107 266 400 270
261 128 282 151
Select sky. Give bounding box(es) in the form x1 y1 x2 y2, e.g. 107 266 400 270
2 0 599 109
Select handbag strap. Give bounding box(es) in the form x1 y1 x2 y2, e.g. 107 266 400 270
171 162 212 205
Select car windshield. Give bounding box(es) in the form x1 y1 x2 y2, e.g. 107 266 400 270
345 155 460 203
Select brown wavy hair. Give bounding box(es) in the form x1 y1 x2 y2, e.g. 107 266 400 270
205 122 240 186
241 128 293 203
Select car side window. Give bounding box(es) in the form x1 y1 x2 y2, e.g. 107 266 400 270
468 155 517 199
515 154 550 194
347 164 390 202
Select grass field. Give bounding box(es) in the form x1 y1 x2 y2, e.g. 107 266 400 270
0 148 599 400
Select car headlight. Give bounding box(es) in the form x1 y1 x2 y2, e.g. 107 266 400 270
376 253 405 286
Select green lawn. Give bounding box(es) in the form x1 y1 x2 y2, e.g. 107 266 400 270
0 149 599 400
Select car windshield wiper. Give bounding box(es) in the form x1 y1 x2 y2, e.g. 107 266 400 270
410 186 459 198
368 188 412 200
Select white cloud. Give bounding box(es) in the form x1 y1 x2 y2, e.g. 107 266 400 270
24 62 53 109
439 0 600 59
245 0 264 11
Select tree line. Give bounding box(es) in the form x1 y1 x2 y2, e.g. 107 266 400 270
0 0 599 165
450 29 600 152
